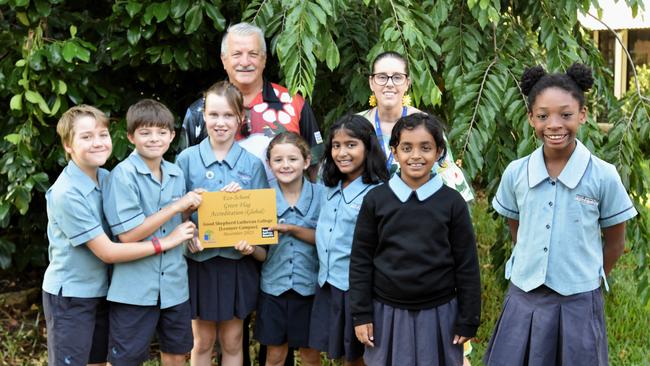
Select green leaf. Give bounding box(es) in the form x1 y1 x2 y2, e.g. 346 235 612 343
12 186 31 215
10 94 22 111
184 4 203 34
152 2 170 22
31 172 50 192
325 36 340 71
0 202 9 223
16 12 29 26
57 80 67 94
62 41 76 63
126 1 143 17
127 25 141 45
15 59 26 67
171 0 190 19
34 0 51 16
25 90 51 114
4 134 21 145
70 25 77 38
203 3 225 31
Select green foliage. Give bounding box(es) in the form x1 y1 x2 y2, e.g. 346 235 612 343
0 1 649 304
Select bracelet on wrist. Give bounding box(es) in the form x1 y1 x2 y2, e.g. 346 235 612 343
152 236 162 255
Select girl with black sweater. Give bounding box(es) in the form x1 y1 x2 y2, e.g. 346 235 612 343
349 113 481 366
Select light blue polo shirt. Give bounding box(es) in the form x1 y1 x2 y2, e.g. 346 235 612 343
261 179 323 296
43 161 110 298
493 140 637 295
316 176 380 291
102 151 188 309
176 137 269 261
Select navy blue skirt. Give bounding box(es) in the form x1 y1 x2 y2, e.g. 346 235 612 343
254 290 314 348
308 283 364 361
187 255 259 322
365 299 463 366
484 284 608 366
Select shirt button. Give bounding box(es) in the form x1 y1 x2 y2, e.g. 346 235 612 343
543 247 548 252
289 259 293 264
162 229 166 233
334 209 337 212
548 202 553 207
161 272 165 276
551 181 556 186
219 180 223 184
329 228 332 232
545 224 550 229
163 251 166 255
290 208 294 212
325 249 328 253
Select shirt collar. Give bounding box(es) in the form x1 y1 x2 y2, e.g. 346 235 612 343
66 160 101 196
274 178 314 216
128 150 180 179
528 139 591 189
261 79 280 104
198 137 243 169
327 176 372 203
388 173 443 202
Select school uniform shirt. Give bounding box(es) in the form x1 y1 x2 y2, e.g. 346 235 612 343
176 138 269 261
43 160 110 298
349 174 481 337
316 176 379 291
493 140 638 295
261 179 323 296
102 151 188 309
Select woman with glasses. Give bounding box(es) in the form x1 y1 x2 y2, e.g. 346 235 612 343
357 51 474 202
355 51 475 366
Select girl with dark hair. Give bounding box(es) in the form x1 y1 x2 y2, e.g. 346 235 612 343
484 64 637 366
309 114 388 365
349 113 481 366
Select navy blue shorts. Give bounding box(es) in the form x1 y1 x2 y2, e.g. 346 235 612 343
42 290 109 365
108 300 193 365
254 290 314 348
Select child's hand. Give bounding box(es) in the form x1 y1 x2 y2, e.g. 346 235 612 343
176 191 203 212
220 181 242 193
453 335 470 345
162 221 196 249
187 233 203 253
234 240 255 255
270 223 291 234
354 323 374 347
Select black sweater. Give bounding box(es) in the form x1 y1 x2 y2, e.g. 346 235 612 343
349 183 481 337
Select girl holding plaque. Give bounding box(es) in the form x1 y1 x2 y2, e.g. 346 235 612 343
176 81 269 366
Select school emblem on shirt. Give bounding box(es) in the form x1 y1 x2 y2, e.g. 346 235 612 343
205 171 215 179
314 131 323 144
575 194 599 206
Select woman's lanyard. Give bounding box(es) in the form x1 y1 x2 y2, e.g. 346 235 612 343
374 106 408 171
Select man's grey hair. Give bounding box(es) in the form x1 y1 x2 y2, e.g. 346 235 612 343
220 22 266 56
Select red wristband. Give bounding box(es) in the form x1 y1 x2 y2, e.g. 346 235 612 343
152 236 162 255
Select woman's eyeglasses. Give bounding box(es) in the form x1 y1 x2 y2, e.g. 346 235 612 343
371 73 408 86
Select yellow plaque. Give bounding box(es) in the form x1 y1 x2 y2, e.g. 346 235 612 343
197 189 278 248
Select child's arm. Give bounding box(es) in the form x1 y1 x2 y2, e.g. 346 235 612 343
508 218 519 244
349 194 379 347
234 240 267 261
602 222 626 276
118 190 202 243
86 221 196 264
449 197 481 340
271 224 316 245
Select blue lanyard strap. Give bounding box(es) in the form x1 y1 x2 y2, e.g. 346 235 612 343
374 106 408 171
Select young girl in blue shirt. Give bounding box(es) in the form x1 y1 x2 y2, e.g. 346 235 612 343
484 64 638 366
176 81 269 366
349 113 481 366
254 132 323 366
309 114 389 365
